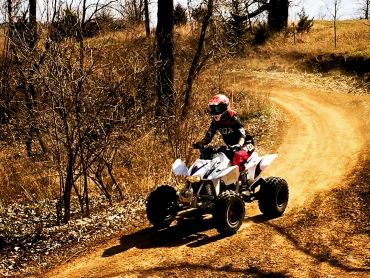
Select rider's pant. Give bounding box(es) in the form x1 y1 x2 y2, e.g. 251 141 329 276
232 149 254 171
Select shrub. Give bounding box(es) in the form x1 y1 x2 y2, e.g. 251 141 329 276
253 22 271 45
227 15 248 41
221 16 249 55
191 5 207 22
84 20 100 38
50 8 109 41
93 9 116 33
296 8 314 33
174 4 187 25
49 8 80 41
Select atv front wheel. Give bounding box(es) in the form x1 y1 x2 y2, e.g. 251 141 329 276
146 185 178 229
258 177 289 218
213 190 245 235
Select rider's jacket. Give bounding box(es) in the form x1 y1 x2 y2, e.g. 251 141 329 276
201 110 251 146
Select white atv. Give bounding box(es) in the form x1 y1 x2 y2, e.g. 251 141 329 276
146 146 289 235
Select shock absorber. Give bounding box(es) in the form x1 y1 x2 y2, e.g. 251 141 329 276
203 182 215 200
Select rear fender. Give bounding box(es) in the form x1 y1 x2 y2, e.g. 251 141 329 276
259 154 278 171
246 154 278 181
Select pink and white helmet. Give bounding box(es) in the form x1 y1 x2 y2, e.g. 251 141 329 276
208 94 230 121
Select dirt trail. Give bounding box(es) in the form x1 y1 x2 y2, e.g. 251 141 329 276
268 89 363 206
47 87 369 278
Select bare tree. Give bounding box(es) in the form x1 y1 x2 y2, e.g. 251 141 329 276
227 0 289 32
0 0 14 124
116 0 145 22
229 0 269 23
317 4 327 20
115 0 149 34
358 0 369 19
327 0 342 48
5 0 46 157
2 0 134 224
182 0 214 118
38 46 129 222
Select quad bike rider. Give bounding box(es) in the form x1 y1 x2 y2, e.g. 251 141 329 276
193 94 255 192
146 94 289 235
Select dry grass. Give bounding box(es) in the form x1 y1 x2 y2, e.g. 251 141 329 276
265 20 370 57
0 145 58 205
86 25 148 47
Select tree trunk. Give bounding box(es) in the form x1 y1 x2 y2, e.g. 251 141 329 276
334 18 337 48
144 0 150 36
29 0 37 48
333 0 338 48
7 0 12 22
83 165 90 217
268 0 289 32
63 156 74 223
156 0 174 116
105 160 124 200
23 0 38 156
0 0 13 123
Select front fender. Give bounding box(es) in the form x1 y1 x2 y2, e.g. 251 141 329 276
208 166 239 185
172 159 188 176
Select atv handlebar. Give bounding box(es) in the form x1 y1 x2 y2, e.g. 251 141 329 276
192 142 204 150
192 145 233 160
192 144 236 152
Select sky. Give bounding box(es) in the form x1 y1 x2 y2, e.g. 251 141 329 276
289 0 360 20
0 0 362 24
146 0 362 27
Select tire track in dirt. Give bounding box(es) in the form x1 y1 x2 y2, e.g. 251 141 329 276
46 88 368 278
267 89 364 207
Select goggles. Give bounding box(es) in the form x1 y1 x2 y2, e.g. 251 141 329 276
209 104 225 115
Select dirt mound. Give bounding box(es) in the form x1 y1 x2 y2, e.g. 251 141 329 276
305 53 370 77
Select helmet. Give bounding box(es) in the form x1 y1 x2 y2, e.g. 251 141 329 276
208 94 230 121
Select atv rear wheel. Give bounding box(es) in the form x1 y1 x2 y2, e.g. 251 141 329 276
258 177 289 218
213 190 245 235
146 185 178 229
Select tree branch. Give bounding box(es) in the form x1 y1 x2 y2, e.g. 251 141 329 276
181 0 214 118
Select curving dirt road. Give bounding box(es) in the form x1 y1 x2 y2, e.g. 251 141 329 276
47 85 369 277
268 89 364 206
